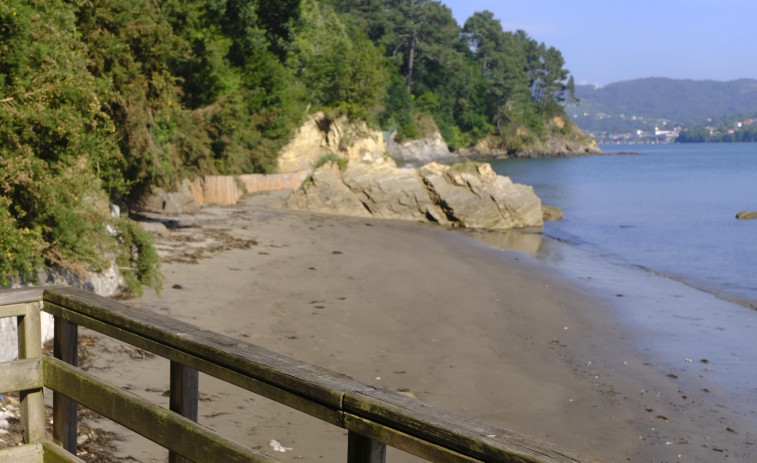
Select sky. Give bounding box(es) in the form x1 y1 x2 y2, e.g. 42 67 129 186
443 0 757 87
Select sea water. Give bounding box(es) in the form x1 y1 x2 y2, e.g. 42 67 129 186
489 143 757 308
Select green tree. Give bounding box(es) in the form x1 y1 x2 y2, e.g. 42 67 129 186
464 11 528 135
0 0 159 291
289 0 389 119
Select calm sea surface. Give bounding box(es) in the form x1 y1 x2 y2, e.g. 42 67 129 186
489 143 757 307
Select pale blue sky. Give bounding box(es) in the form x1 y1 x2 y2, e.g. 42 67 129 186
443 0 757 86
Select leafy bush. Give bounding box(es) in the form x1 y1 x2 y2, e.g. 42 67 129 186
0 0 160 292
115 220 163 296
313 152 348 171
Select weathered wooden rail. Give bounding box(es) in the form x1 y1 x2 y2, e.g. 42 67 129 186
0 286 596 463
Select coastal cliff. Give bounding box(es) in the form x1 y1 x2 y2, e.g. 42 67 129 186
457 115 601 159
280 114 544 229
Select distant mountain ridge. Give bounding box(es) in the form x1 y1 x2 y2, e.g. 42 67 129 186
569 77 757 134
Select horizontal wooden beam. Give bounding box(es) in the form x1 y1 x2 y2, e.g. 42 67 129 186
43 288 367 406
44 303 345 426
0 442 43 463
0 287 43 306
40 287 596 463
344 388 592 463
0 358 43 395
43 357 277 463
41 441 87 463
345 414 480 463
0 302 34 318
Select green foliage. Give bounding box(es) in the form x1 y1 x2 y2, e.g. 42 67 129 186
313 152 348 171
1 0 582 289
0 0 159 291
289 0 389 120
115 220 163 296
0 198 43 285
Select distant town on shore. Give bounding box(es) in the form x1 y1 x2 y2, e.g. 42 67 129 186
569 77 757 144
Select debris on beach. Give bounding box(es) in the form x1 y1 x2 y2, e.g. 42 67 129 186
269 439 293 452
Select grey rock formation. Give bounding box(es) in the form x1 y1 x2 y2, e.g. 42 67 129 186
341 159 447 224
385 129 456 165
137 180 199 215
419 162 543 229
286 163 371 218
287 158 543 230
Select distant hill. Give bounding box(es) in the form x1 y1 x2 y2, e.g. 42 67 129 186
568 78 757 135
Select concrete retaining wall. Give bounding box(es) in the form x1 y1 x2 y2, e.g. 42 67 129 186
190 171 308 206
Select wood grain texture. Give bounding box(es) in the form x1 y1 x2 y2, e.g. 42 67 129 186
169 361 199 463
0 442 43 463
345 415 480 463
43 302 346 426
42 441 88 463
43 357 278 463
0 287 43 305
0 358 43 395
0 302 33 318
344 388 594 463
347 430 386 463
53 317 79 454
18 302 45 444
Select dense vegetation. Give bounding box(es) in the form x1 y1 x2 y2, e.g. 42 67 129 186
570 78 757 134
0 0 576 290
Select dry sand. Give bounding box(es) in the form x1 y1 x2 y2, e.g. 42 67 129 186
73 191 755 462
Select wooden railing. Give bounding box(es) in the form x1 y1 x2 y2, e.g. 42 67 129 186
0 286 595 463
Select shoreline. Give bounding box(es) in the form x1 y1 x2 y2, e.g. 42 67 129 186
471 225 757 313
71 192 756 462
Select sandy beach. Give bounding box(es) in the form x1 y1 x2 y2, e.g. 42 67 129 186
71 190 755 463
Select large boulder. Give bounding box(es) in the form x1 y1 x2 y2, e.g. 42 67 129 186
286 158 543 230
285 163 371 218
386 128 456 165
341 158 448 224
420 162 542 229
136 179 199 215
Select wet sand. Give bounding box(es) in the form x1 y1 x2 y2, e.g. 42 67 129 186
77 191 756 462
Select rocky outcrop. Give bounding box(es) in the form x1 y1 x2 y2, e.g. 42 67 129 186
542 205 565 221
419 162 542 228
286 157 543 230
457 116 601 158
736 211 757 220
386 128 457 165
137 179 199 215
277 112 386 173
285 163 371 218
342 158 447 223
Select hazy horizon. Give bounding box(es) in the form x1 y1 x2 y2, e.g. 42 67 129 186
444 0 757 87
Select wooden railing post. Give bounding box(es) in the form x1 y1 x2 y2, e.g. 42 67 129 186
348 431 386 463
17 302 45 444
53 316 79 453
169 361 199 463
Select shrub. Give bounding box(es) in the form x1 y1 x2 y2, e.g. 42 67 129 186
115 220 163 296
313 152 348 171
